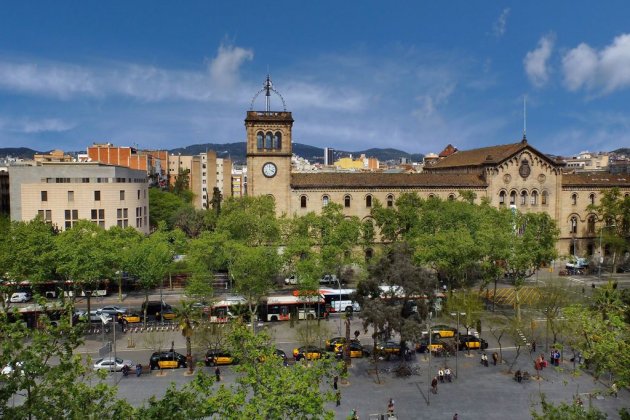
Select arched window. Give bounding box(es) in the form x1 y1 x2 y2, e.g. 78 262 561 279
520 190 528 205
344 195 351 208
499 191 506 205
300 195 307 209
428 194 436 199
589 193 595 205
273 131 282 149
587 216 596 234
571 193 577 206
510 191 516 205
587 243 594 256
448 194 455 201
386 194 394 208
570 216 578 234
264 132 272 149
365 195 373 208
256 132 264 149
322 195 329 207
542 190 548 205
531 190 538 205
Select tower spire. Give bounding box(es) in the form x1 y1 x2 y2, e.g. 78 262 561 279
264 74 272 112
522 95 527 142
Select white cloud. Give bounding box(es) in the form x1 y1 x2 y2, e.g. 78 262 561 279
0 117 75 133
208 43 254 88
0 43 256 102
562 33 630 95
493 8 510 38
524 34 555 87
413 84 456 119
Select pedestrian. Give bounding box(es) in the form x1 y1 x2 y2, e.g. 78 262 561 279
350 408 359 420
354 330 360 340
444 367 452 382
611 383 618 398
531 341 536 353
333 375 338 390
336 391 341 407
387 398 395 415
492 352 498 366
215 366 221 382
431 376 438 394
438 368 445 383
453 414 458 420
515 369 523 383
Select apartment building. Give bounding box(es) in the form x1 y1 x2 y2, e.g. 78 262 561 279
9 163 150 234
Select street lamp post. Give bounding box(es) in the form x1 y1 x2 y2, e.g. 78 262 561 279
335 277 342 335
450 312 466 379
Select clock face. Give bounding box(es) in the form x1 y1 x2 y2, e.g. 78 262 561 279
262 162 277 178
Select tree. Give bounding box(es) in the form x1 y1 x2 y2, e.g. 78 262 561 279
535 279 576 348
55 221 114 323
0 303 133 419
172 168 193 202
174 300 201 374
125 229 175 325
148 188 189 230
355 242 434 368
588 188 630 274
171 206 207 238
445 289 484 353
105 225 143 302
531 394 607 420
135 322 341 419
1 218 57 307
563 289 630 387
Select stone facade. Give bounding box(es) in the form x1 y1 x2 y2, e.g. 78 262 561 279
245 107 630 261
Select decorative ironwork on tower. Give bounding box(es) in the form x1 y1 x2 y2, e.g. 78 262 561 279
249 75 287 112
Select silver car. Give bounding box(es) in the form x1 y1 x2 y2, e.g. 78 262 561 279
93 357 134 372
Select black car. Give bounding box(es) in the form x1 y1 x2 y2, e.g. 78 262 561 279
141 301 175 321
149 351 187 370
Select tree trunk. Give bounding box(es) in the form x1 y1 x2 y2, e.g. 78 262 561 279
186 336 193 374
507 345 521 373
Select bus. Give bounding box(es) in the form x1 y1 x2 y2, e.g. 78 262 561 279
319 288 361 313
3 302 66 329
259 294 327 322
378 285 446 315
208 296 247 323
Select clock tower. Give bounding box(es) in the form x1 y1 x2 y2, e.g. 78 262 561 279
245 75 293 215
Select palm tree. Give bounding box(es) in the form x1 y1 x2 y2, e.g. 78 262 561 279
175 301 199 374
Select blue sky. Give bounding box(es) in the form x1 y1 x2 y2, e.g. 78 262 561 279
1 1 629 156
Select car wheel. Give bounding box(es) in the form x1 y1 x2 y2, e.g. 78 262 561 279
270 316 278 322
208 360 215 367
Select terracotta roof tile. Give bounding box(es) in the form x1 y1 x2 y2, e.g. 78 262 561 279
562 173 630 187
291 172 487 189
429 142 527 169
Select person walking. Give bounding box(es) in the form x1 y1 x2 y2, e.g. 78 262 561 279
453 414 458 420
531 341 536 353
350 408 359 419
492 352 499 366
444 367 452 382
215 366 221 382
336 391 341 407
438 368 445 383
333 375 339 390
431 376 438 394
387 398 395 415
611 383 618 398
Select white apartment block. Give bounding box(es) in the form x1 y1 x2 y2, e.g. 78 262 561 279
9 163 150 234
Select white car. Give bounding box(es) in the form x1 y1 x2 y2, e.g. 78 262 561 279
1 361 24 376
9 292 32 303
284 275 298 285
93 357 134 372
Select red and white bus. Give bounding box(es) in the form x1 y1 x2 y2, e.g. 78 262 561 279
259 294 327 322
207 296 247 323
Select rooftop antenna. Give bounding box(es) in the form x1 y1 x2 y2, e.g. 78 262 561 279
522 95 527 142
264 74 272 112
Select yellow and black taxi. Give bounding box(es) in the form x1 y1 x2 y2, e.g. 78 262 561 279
335 340 370 359
458 335 488 350
293 345 328 361
431 324 458 338
325 336 347 351
205 349 238 366
374 340 401 357
119 312 142 324
149 351 187 370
